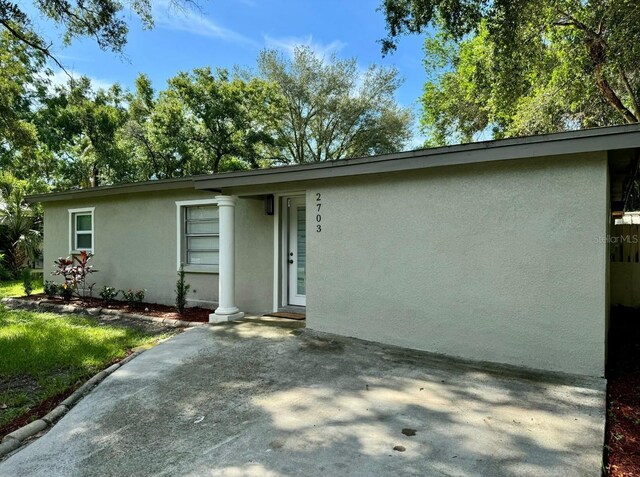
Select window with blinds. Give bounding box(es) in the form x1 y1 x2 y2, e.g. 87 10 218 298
184 206 219 268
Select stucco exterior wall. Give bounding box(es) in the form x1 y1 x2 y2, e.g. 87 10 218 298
44 189 217 306
43 189 274 313
305 153 609 377
235 198 275 313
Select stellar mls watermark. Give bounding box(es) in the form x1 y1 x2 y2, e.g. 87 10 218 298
594 234 639 244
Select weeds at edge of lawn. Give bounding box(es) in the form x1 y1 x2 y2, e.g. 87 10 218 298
0 306 163 431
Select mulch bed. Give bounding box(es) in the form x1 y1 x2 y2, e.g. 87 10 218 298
21 294 211 322
605 307 640 477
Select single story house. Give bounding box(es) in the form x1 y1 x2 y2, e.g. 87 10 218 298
29 124 640 379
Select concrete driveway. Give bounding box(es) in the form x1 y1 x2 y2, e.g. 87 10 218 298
0 318 606 477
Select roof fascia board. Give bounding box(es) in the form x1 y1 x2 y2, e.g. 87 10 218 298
194 130 639 190
27 179 201 203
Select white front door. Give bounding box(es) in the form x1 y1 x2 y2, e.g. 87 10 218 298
287 197 306 306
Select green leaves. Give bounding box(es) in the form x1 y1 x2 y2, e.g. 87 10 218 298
383 0 640 144
258 45 412 163
164 67 284 173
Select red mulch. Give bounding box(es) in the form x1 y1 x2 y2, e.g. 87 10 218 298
605 307 640 477
21 294 211 322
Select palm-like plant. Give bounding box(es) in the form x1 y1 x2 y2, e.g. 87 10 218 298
0 175 42 276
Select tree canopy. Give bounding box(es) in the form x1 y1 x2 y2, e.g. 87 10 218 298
0 0 167 68
381 0 640 144
259 45 412 163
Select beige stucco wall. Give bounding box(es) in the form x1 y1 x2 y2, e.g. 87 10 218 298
43 189 274 313
304 153 609 377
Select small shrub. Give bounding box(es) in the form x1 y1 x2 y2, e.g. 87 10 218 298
51 251 97 302
44 280 59 299
175 264 191 314
99 286 119 306
121 288 146 308
21 268 33 296
0 253 11 281
60 283 73 302
135 289 146 304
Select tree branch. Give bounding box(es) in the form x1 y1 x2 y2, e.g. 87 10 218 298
620 68 640 121
0 19 70 78
595 63 637 123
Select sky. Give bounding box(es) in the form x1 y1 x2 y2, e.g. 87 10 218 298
31 0 428 145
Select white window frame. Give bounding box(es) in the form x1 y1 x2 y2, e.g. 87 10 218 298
175 199 219 273
68 207 95 254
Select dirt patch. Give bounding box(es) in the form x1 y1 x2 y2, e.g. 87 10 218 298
605 307 640 477
0 386 77 437
0 375 39 396
21 294 211 322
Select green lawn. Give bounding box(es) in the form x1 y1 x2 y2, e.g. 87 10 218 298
0 278 43 299
0 281 163 431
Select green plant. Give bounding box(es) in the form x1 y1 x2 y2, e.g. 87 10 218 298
121 288 146 308
60 283 73 302
99 286 118 306
175 264 191 314
44 280 59 299
0 176 43 277
52 251 97 302
0 253 11 281
21 268 33 296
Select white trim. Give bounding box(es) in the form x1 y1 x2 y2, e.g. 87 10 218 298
287 196 307 307
272 192 306 310
68 207 95 254
175 198 219 272
272 194 281 312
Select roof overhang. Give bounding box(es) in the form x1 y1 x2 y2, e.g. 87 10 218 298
27 124 640 205
26 177 197 203
192 124 640 190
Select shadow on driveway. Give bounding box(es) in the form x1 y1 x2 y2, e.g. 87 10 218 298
0 319 606 477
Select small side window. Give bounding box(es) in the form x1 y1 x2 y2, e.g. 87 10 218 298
69 208 94 253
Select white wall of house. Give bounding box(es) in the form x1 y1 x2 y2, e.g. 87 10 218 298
305 153 609 377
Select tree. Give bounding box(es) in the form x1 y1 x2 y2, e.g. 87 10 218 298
166 67 283 173
0 31 56 179
380 0 640 144
119 74 195 180
0 172 45 275
37 77 132 188
0 1 196 68
258 46 412 163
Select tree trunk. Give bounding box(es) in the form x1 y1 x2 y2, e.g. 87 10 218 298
595 65 638 123
90 163 100 187
588 38 638 123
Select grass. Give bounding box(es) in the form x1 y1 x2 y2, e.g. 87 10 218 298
0 280 163 431
0 278 43 299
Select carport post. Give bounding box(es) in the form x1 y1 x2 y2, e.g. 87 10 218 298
210 195 244 322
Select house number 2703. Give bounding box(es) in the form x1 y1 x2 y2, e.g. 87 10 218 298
315 193 322 232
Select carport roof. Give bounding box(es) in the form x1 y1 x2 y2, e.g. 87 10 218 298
28 123 640 209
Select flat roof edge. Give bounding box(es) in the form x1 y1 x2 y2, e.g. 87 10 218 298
194 125 640 189
27 124 640 202
27 178 196 203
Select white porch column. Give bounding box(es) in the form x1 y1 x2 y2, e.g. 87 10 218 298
210 195 244 322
